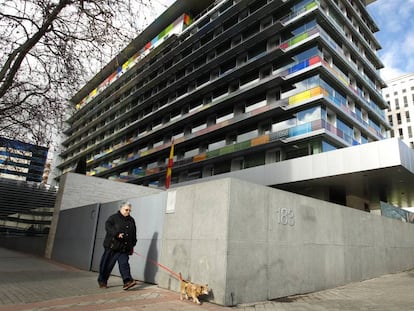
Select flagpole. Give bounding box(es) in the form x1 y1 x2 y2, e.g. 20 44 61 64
165 140 174 189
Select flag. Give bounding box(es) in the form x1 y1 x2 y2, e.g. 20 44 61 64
165 140 174 189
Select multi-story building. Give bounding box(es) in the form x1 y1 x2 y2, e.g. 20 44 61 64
58 0 399 209
384 73 414 149
0 137 48 182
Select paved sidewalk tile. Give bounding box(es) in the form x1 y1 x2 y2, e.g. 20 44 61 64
1 247 414 311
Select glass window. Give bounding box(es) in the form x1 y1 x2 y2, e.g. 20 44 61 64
296 106 322 124
237 130 258 142
388 115 393 126
293 47 319 62
369 119 381 134
272 118 296 132
246 100 266 113
292 0 316 12
336 118 353 140
184 148 199 158
245 152 265 168
192 123 207 132
281 75 320 99
322 140 336 152
292 20 317 36
217 112 234 123
208 140 226 151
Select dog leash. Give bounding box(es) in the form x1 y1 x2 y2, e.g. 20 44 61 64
133 251 181 280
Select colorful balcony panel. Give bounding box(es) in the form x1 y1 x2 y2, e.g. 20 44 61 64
107 113 369 182
76 14 192 111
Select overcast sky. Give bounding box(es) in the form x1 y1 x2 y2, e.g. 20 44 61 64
154 1 411 82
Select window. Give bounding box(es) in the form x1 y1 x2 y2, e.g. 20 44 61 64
223 15 238 31
216 40 231 55
200 32 214 46
336 118 353 140
203 165 214 177
266 148 282 164
293 47 319 62
245 152 265 168
291 20 316 36
296 106 322 124
237 129 258 142
192 122 207 132
214 160 231 174
220 58 236 74
242 22 260 40
322 141 337 152
231 157 244 171
388 115 393 126
197 73 210 87
247 41 266 60
184 147 199 158
208 139 226 151
217 112 234 123
186 169 201 181
245 99 266 113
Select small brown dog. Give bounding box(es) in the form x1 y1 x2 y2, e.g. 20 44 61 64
179 273 209 304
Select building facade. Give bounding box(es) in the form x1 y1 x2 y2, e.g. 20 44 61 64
58 0 389 194
0 137 48 183
384 73 414 149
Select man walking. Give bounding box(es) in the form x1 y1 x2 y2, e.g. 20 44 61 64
98 201 137 290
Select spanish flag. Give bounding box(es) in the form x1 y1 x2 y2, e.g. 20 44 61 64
165 140 174 189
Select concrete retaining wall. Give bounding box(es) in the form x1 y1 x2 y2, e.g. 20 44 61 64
157 178 414 306
45 173 161 258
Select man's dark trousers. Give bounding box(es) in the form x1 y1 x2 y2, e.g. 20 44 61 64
98 248 132 284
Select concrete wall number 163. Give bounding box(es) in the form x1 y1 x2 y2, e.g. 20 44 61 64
276 207 295 226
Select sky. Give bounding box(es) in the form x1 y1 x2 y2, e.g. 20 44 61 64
154 0 414 83
367 0 414 82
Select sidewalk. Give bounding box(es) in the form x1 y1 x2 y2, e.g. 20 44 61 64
1 247 414 311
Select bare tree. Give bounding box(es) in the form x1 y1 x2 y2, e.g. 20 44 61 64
0 0 160 148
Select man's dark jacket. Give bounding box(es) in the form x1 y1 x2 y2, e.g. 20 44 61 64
103 211 137 253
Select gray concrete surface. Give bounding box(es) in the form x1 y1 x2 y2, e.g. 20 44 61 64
158 178 414 305
1 247 414 311
46 172 162 258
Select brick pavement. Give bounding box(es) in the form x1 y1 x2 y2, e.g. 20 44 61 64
0 247 229 311
1 247 414 311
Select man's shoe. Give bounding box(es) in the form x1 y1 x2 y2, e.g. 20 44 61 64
98 282 108 288
123 279 137 290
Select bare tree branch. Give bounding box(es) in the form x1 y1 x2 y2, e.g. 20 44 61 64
0 0 157 147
